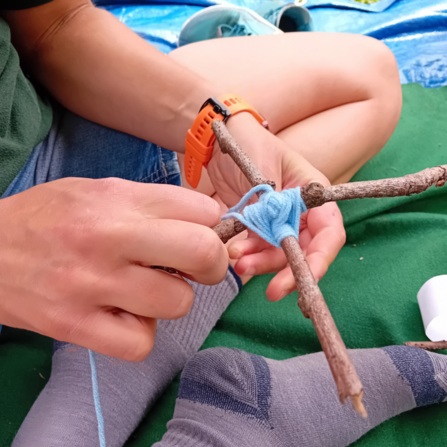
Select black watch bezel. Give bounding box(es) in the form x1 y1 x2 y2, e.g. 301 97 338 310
199 97 232 122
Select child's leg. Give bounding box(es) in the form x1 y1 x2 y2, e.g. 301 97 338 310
155 346 447 447
12 273 241 447
172 32 402 187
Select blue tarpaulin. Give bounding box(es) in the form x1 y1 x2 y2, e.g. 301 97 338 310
99 0 447 87
310 0 447 88
100 4 203 53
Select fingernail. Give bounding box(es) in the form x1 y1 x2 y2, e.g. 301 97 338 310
275 290 288 301
242 267 255 276
267 290 288 302
229 249 243 260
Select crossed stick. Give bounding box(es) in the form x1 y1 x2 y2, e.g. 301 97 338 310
211 120 447 417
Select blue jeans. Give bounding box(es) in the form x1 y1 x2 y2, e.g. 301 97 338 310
2 107 181 199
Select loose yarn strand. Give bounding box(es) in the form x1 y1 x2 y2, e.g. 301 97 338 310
89 349 106 447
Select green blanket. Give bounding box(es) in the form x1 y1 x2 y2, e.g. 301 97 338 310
1 83 446 447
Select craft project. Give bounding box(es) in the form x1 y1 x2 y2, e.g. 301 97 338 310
211 120 447 416
88 121 447 445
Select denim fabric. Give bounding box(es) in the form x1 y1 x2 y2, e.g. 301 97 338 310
1 107 181 199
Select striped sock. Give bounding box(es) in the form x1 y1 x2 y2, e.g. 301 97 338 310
155 345 447 447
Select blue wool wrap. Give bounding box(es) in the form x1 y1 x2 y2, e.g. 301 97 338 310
222 184 307 247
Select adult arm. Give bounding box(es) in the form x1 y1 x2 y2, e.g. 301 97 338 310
3 0 217 153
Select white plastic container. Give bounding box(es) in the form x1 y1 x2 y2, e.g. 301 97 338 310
417 275 447 341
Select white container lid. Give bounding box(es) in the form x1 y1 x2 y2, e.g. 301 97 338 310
417 275 447 341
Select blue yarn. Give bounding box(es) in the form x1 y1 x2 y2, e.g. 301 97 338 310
89 349 106 447
223 184 307 248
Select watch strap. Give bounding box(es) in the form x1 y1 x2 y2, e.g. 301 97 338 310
185 94 267 188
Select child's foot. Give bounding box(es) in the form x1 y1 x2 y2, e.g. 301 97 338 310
12 270 241 447
155 345 447 447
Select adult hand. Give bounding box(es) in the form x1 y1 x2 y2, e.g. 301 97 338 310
207 113 346 300
0 178 228 360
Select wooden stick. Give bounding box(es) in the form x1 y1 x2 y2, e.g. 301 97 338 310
281 236 366 416
215 165 447 242
405 341 447 351
214 217 247 244
212 121 276 190
212 120 272 243
212 120 366 415
302 165 447 208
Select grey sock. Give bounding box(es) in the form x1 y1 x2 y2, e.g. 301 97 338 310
12 269 241 447
155 345 447 447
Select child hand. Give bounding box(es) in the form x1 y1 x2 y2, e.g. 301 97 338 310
207 113 346 300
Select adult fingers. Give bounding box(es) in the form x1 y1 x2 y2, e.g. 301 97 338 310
86 179 222 228
105 266 194 320
54 309 158 361
121 219 229 285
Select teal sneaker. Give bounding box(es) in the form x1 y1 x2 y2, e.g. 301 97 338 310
178 4 283 47
264 3 313 32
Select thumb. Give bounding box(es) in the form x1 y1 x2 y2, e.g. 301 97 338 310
281 149 330 190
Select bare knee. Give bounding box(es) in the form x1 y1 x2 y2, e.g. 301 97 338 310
345 36 402 161
356 36 402 125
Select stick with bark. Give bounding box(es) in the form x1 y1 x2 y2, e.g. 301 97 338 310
405 341 447 351
212 120 366 416
214 139 447 242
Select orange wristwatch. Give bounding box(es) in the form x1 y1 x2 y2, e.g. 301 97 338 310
184 94 268 188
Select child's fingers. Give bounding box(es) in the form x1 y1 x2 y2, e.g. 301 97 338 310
304 205 346 280
233 247 288 277
303 251 329 284
228 234 271 259
298 226 312 254
303 228 343 281
266 225 345 301
265 263 325 302
307 203 344 238
265 266 295 302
